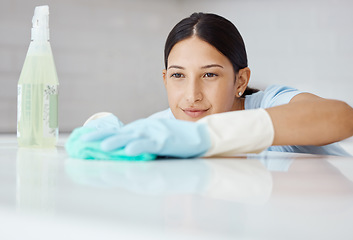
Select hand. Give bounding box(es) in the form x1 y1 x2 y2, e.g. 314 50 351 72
82 118 211 158
83 112 124 130
66 126 156 161
75 113 125 145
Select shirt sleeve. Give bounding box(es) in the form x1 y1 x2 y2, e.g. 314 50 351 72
245 85 303 109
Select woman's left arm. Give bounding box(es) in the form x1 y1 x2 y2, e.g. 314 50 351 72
266 93 353 146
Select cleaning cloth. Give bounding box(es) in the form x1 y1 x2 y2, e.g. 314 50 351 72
65 127 156 161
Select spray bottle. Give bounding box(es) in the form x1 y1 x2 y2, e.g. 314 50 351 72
17 5 59 148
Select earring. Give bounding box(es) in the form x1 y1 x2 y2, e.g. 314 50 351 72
238 92 242 97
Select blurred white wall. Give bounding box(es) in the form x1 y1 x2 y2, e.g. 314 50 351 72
1 0 352 133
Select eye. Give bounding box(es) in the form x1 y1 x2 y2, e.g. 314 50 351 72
171 73 184 78
203 73 218 78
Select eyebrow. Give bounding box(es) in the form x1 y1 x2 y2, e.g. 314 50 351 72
201 64 224 69
168 65 185 70
168 64 224 70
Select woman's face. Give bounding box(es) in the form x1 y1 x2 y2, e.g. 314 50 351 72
163 36 240 122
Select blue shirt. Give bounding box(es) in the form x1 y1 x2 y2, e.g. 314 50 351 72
149 85 351 157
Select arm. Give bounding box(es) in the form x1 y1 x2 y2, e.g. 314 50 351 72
76 93 353 158
266 93 353 146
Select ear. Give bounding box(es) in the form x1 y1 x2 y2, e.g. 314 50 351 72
236 67 251 97
162 69 167 88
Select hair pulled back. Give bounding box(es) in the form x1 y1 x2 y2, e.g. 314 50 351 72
164 12 258 96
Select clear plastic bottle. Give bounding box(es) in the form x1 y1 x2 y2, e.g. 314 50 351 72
17 5 59 148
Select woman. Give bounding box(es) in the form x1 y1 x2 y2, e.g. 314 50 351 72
68 13 353 159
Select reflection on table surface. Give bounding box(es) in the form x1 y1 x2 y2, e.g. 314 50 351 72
0 142 353 240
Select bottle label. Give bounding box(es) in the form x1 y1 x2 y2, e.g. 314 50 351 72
17 85 22 137
43 85 58 138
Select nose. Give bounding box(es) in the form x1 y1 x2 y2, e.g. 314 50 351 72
185 78 203 103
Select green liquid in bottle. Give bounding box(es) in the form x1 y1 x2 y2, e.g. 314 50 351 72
17 44 59 148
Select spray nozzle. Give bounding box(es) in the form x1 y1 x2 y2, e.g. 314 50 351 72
31 5 50 41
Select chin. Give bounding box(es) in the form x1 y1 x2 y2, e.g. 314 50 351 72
185 117 200 122
180 114 209 122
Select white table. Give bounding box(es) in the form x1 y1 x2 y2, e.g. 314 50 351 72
0 135 353 240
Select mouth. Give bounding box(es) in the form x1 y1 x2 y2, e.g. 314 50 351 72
182 108 209 118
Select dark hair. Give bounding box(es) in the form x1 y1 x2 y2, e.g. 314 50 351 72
164 12 258 97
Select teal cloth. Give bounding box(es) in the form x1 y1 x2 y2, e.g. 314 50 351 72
65 127 156 161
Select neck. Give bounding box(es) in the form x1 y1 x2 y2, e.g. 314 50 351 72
231 97 245 111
